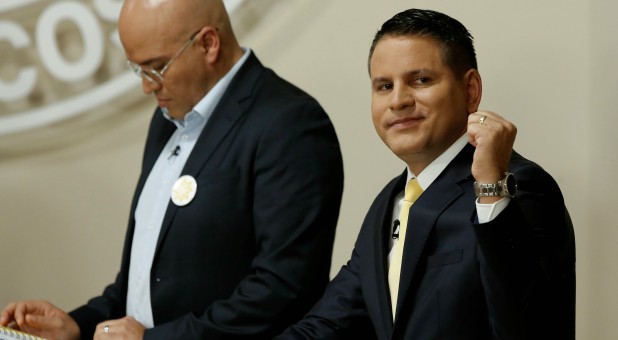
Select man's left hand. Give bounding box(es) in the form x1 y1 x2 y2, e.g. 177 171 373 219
467 110 517 202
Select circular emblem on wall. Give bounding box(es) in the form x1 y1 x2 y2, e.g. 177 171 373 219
0 0 247 136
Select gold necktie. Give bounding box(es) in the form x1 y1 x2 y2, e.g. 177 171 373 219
388 178 423 320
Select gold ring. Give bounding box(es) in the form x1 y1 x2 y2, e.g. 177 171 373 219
104 325 110 333
479 115 487 125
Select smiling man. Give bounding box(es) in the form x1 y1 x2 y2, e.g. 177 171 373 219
1 0 344 339
276 8 575 339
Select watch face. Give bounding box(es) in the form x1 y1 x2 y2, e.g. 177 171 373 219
506 173 518 195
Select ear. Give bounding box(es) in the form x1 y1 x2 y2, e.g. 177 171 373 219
463 69 482 113
198 27 221 65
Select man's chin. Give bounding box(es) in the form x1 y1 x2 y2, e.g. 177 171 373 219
386 137 423 157
161 107 186 120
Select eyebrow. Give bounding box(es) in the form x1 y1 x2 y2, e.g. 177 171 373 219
405 68 435 78
371 68 435 86
134 56 167 68
371 76 389 86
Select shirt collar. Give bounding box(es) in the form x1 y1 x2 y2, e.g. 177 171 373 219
163 47 252 128
407 133 469 190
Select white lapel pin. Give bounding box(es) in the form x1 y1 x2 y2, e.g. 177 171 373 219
171 175 197 206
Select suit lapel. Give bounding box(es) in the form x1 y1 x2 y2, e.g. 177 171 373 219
137 111 176 199
183 52 262 176
393 144 475 323
145 115 176 172
153 52 265 257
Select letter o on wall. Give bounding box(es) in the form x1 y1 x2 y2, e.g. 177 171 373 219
36 1 104 82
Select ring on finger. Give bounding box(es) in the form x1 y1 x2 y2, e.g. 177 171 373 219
104 325 110 333
479 115 487 125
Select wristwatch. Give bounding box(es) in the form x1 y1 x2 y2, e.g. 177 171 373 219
474 172 518 197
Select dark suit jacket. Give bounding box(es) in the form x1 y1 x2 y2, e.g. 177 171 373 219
69 53 344 339
278 143 575 339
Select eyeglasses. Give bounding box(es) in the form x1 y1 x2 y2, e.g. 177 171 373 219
126 29 201 84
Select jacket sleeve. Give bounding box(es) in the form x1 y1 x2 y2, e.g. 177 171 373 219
69 273 126 339
474 160 576 339
275 235 377 340
274 180 397 340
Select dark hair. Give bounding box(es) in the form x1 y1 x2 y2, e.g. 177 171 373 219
368 9 477 78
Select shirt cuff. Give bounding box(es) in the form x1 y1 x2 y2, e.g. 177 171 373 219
476 197 511 223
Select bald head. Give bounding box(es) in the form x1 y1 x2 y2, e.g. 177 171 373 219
118 0 239 63
117 0 244 119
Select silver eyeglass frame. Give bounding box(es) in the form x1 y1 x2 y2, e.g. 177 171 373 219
126 29 201 84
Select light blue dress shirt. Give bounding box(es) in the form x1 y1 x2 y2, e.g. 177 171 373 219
126 48 251 328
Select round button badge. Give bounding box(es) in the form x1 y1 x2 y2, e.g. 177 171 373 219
171 175 197 206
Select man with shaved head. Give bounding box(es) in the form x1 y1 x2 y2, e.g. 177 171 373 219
0 0 344 338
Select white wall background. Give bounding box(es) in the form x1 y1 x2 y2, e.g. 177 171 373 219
1 1 616 338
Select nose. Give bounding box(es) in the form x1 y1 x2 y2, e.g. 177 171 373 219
390 83 414 112
141 77 162 95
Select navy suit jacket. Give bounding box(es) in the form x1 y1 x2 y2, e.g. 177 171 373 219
69 53 344 339
278 143 575 339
